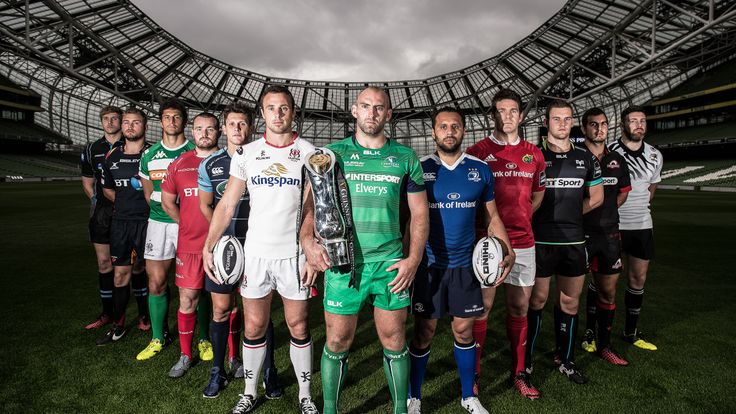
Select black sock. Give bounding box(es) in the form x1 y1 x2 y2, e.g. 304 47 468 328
597 302 615 350
210 319 229 371
131 271 149 318
557 309 577 364
624 286 644 336
99 271 114 317
113 284 130 326
585 282 598 332
265 319 277 371
525 308 543 370
554 306 564 357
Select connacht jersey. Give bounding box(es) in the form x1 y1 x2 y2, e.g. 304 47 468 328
160 150 209 254
139 139 195 223
80 136 123 208
421 153 494 268
230 134 315 259
583 146 631 232
328 136 425 264
101 143 150 220
533 141 602 244
466 134 546 249
609 140 663 230
198 148 251 243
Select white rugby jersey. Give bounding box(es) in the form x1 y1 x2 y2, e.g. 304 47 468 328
230 134 315 259
609 140 663 230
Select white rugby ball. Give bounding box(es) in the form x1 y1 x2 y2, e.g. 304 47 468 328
472 236 504 287
212 235 245 285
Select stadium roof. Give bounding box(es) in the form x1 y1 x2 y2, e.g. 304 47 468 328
0 0 734 151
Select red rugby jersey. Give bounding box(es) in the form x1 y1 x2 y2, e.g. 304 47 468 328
161 150 209 254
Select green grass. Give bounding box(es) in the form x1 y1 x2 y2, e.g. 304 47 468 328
1 182 735 413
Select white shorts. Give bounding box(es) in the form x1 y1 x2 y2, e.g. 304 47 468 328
240 255 310 300
143 220 178 260
503 246 536 287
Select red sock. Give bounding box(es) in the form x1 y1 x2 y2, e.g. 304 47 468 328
506 314 528 375
228 308 242 360
473 318 488 375
178 310 197 358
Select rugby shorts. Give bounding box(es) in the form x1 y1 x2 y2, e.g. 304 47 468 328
503 246 536 287
323 259 410 315
535 243 587 278
240 255 310 301
585 230 623 275
144 219 178 260
110 219 148 266
411 265 483 319
620 229 655 260
175 252 205 289
88 203 113 244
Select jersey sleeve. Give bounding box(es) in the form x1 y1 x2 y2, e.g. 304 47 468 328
160 158 178 194
618 156 632 193
533 147 547 192
586 154 603 186
229 148 248 181
101 154 114 189
198 158 213 192
405 151 425 193
481 163 495 202
652 150 663 184
138 149 151 180
80 144 94 177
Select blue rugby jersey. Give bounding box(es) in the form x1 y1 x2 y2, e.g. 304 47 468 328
198 148 250 243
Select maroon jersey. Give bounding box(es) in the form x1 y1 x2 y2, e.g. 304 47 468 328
466 135 546 248
161 150 209 254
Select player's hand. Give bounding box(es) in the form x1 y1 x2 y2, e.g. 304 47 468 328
300 262 320 288
302 237 331 272
386 257 419 294
495 250 515 286
203 246 220 284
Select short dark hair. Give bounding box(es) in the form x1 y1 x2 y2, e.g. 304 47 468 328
431 107 465 129
192 112 220 130
545 98 573 120
490 88 522 114
222 101 254 127
122 107 147 126
259 85 295 111
580 107 607 127
159 98 188 125
357 86 392 110
99 105 122 120
621 105 646 123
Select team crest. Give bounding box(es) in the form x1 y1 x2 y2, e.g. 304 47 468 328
467 169 481 182
288 148 301 162
607 160 620 169
382 156 399 168
522 154 534 164
236 146 243 155
414 303 425 313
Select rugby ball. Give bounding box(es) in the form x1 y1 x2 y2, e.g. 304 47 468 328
472 237 505 287
212 235 245 285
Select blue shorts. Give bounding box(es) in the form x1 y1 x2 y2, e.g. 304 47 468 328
410 265 484 319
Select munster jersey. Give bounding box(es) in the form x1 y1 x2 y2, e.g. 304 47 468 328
80 136 123 208
583 147 631 232
609 140 663 230
328 137 425 264
160 150 209 254
230 134 315 259
101 143 150 221
198 148 251 243
533 141 602 244
139 139 195 223
421 153 494 268
466 134 546 249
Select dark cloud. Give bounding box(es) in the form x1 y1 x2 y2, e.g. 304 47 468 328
134 0 564 81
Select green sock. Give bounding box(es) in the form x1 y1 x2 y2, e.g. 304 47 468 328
383 347 409 414
148 293 168 342
197 292 211 341
321 346 349 414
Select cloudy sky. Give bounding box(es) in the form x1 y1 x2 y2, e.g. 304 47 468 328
134 0 565 82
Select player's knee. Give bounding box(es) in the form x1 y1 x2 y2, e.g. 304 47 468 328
326 331 354 353
598 290 616 304
285 320 309 340
212 306 231 322
507 301 528 317
452 330 474 344
412 323 436 348
244 318 268 339
97 258 112 273
558 296 579 314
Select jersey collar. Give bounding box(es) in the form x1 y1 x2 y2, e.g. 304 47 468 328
490 133 521 146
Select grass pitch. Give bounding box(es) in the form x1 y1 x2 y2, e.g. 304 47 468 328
1 182 735 413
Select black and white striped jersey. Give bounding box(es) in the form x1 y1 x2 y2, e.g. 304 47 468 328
608 140 663 230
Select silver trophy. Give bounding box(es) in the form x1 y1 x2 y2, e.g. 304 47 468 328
304 148 350 267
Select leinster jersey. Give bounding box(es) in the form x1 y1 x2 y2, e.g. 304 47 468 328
609 140 663 230
421 153 494 268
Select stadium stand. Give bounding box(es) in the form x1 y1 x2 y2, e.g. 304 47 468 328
0 153 79 181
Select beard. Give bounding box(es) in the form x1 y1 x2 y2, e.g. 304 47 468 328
357 118 385 136
624 126 645 141
196 137 217 150
436 138 461 154
124 130 144 141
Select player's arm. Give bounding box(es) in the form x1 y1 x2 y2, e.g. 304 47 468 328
203 175 245 280
82 177 95 199
583 183 603 213
103 187 115 203
161 190 180 223
299 183 330 286
531 190 545 212
616 190 629 207
387 190 429 293
80 146 95 199
199 190 214 222
485 200 515 284
140 178 153 205
649 184 658 201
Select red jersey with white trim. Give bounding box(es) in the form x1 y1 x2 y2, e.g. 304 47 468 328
466 135 547 249
160 150 209 254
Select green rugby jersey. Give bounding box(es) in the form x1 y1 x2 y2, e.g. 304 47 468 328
327 136 425 264
138 139 195 223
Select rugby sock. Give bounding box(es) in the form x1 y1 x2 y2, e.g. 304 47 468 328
454 340 477 399
163 285 171 336
210 319 229 371
624 286 644 336
177 310 196 358
556 309 578 364
585 282 598 332
525 308 543 371
596 301 616 350
131 271 148 318
228 308 242 360
112 284 130 326
99 271 114 317
149 293 167 341
383 347 409 414
196 293 211 341
265 319 276 370
554 306 564 358
408 344 430 399
242 336 267 397
506 314 528 375
321 347 349 414
472 318 488 375
290 335 313 400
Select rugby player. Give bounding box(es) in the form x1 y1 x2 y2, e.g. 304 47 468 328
407 108 513 414
80 106 123 329
161 112 220 378
300 86 429 414
203 86 318 413
96 107 151 345
609 106 663 351
198 102 282 398
136 99 197 361
579 107 631 365
525 99 603 384
465 88 547 399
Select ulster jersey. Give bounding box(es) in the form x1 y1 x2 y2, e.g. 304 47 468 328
609 140 663 230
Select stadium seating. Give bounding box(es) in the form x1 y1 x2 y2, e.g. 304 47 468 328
0 153 79 179
660 159 736 188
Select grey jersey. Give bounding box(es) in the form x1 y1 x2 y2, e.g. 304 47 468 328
609 140 663 230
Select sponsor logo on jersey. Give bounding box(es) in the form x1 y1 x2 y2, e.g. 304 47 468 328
484 154 497 162
467 169 481 182
423 172 436 181
350 153 360 160
546 177 584 188
522 154 534 164
363 149 381 156
430 200 476 209
555 154 567 159
211 167 224 176
345 160 364 167
152 150 167 160
215 180 227 196
607 160 620 169
263 163 288 176
447 192 461 200
114 178 130 187
382 156 399 168
602 177 619 186
251 163 299 187
150 170 167 180
612 258 622 269
345 173 401 184
506 162 517 170
183 187 198 197
539 171 546 186
256 150 270 161
109 161 119 170
327 300 343 308
576 159 586 169
288 148 301 162
396 290 410 300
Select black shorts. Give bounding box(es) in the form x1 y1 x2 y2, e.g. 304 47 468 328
205 273 240 294
411 265 484 319
585 230 623 275
535 243 587 278
88 203 113 244
621 229 655 260
110 219 148 266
